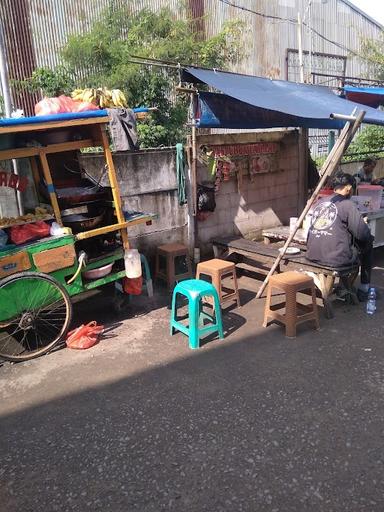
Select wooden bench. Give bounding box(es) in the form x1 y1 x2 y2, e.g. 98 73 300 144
212 236 359 319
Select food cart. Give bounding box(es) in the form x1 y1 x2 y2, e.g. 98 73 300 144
0 110 154 361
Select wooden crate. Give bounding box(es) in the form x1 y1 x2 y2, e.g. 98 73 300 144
33 244 76 273
0 251 31 278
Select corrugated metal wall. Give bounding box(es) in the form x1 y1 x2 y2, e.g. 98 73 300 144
0 0 382 115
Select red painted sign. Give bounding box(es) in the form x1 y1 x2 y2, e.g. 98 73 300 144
212 142 279 157
0 171 29 192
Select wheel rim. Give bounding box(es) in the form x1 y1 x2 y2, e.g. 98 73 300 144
0 274 71 360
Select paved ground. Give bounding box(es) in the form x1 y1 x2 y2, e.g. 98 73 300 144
1 256 384 511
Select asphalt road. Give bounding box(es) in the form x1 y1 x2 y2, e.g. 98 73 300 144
1 272 384 511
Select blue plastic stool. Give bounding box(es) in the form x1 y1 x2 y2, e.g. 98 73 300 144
170 279 224 349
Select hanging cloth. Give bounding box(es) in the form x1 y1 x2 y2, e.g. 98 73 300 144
176 143 187 205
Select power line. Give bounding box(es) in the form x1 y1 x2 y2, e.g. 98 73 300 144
217 0 376 64
217 0 296 24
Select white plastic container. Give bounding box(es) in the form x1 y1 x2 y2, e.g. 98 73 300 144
124 249 142 278
289 217 299 234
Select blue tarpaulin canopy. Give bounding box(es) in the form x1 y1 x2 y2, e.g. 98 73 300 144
343 85 384 108
182 67 384 129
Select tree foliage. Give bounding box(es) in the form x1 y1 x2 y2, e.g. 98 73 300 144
61 5 243 147
344 124 384 161
17 66 74 97
361 36 384 80
337 36 384 161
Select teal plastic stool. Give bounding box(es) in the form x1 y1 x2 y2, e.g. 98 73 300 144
140 253 153 297
170 279 224 349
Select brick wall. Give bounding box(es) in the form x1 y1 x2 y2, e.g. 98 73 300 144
197 130 303 253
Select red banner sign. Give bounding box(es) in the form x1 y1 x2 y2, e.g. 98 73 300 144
212 142 279 157
0 171 29 192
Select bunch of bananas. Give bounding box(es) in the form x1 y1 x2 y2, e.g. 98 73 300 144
71 88 128 108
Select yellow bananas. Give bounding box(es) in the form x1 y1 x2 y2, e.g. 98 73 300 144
71 88 128 108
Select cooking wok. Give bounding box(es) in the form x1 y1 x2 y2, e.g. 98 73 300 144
41 178 108 208
62 210 105 233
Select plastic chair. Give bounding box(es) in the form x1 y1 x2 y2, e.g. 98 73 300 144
263 271 320 338
156 243 192 290
170 279 224 349
196 258 240 308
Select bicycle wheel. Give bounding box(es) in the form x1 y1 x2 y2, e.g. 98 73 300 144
0 271 72 361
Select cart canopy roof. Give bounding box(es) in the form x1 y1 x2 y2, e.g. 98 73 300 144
182 67 384 130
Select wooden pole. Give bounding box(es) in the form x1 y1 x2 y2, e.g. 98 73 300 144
38 152 62 226
191 109 197 216
298 128 308 211
99 125 130 252
256 110 365 299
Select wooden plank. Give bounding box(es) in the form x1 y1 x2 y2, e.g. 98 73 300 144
33 244 76 273
0 146 39 160
39 152 62 226
75 222 129 241
0 116 109 135
44 139 94 154
0 251 31 278
0 139 95 161
75 216 153 241
30 156 41 188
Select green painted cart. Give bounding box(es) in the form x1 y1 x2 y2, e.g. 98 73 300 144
0 112 154 361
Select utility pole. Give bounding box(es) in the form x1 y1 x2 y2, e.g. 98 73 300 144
297 12 304 83
0 23 12 116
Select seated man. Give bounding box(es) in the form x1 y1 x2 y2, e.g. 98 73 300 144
354 157 378 184
307 173 374 301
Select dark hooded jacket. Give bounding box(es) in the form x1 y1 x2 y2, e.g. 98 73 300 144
307 194 372 267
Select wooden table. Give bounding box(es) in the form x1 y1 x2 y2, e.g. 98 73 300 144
212 236 359 318
262 226 307 245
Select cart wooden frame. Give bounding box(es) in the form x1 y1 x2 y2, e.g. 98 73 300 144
0 114 152 361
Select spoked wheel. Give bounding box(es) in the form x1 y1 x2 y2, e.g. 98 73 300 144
0 272 72 362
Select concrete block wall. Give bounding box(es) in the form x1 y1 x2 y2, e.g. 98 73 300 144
197 130 302 253
80 148 188 259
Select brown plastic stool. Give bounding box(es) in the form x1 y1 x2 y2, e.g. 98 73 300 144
263 271 319 338
155 243 192 290
196 258 241 308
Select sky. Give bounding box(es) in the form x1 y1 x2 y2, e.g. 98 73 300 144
348 0 384 26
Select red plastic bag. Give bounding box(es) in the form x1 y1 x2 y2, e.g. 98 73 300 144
35 97 63 115
10 221 50 245
35 95 98 116
66 321 104 350
72 101 99 113
123 276 143 295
